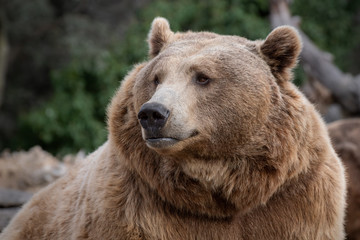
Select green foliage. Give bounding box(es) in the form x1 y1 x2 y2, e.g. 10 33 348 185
292 0 360 73
16 54 124 155
138 0 270 38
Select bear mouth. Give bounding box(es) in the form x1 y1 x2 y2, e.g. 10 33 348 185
144 130 199 150
145 137 179 149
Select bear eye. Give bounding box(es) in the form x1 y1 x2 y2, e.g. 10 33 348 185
154 75 160 86
195 73 211 85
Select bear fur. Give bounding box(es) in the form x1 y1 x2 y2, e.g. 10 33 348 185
0 17 346 240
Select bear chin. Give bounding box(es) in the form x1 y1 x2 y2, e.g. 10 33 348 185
145 137 179 149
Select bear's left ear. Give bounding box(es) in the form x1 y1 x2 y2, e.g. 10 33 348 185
148 17 174 58
260 26 302 81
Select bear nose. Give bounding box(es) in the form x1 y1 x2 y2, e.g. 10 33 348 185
138 102 170 130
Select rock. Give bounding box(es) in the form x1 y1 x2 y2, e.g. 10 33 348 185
0 208 21 232
0 146 68 192
0 188 32 232
0 188 32 207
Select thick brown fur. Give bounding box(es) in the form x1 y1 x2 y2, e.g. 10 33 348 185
1 17 346 240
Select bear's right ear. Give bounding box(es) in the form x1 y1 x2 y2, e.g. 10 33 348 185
148 17 174 58
259 26 302 82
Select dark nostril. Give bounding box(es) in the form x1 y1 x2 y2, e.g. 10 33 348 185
153 111 165 120
138 111 148 120
138 102 170 130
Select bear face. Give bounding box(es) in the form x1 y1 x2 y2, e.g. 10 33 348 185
134 34 272 156
133 17 301 159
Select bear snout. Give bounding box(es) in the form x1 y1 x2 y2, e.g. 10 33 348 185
138 102 182 150
138 102 170 133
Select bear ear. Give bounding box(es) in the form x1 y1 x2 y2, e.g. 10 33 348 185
148 17 174 58
260 26 302 81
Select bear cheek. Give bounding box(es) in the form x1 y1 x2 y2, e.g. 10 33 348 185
133 79 155 114
236 74 273 124
195 87 269 148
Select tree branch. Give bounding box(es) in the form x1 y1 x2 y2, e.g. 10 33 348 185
269 0 360 114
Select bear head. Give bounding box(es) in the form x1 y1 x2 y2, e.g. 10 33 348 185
108 17 304 218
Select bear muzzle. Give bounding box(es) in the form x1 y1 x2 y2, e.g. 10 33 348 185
138 102 179 149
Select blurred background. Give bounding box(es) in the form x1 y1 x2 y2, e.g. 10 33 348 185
0 0 359 156
1 0 360 238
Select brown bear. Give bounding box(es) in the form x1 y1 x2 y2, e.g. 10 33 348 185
0 17 346 240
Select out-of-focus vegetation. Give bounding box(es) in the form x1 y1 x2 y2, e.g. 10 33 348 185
1 0 359 155
292 0 360 74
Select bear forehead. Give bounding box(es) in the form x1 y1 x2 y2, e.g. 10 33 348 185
149 35 263 75
164 33 253 57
